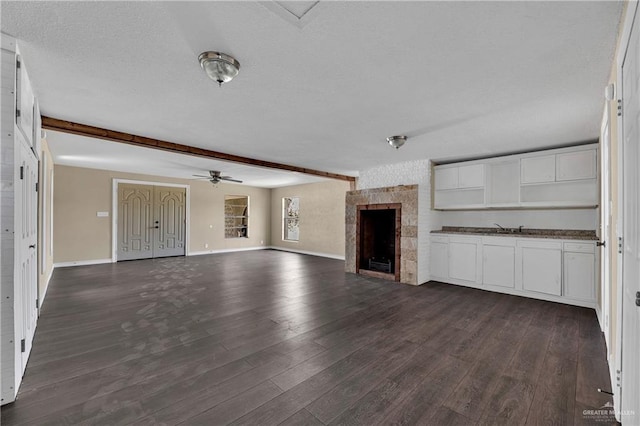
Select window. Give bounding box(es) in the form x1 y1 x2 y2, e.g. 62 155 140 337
225 195 249 238
283 197 300 241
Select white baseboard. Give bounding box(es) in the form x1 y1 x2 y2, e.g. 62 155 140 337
39 266 54 309
595 305 604 332
188 246 267 256
268 246 345 260
53 258 113 268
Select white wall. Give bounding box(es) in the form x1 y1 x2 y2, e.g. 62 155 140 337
358 159 434 284
434 208 599 231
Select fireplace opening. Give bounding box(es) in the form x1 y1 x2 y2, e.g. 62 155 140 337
358 208 398 277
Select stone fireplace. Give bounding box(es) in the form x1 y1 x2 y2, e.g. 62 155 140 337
346 185 419 285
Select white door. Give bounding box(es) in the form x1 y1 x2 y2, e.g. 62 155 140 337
620 7 640 423
17 137 38 373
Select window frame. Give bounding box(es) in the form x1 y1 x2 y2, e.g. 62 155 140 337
282 196 300 242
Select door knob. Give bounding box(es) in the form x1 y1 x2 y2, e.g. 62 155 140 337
597 241 606 247
154 226 159 229
636 292 640 307
29 244 35 249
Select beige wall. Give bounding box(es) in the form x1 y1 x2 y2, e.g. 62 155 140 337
270 180 350 257
38 139 55 299
53 165 270 263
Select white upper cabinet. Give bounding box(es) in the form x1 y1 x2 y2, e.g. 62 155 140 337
556 149 596 181
434 167 458 190
458 164 484 188
520 155 556 184
487 160 520 205
432 143 598 210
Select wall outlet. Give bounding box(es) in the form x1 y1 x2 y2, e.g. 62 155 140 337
205 243 209 248
209 224 213 229
261 240 264 245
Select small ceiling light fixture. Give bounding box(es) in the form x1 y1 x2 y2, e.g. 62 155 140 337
198 51 241 87
387 135 407 149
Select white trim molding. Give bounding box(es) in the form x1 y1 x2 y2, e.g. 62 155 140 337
54 259 113 268
39 266 54 311
188 246 267 256
268 246 345 261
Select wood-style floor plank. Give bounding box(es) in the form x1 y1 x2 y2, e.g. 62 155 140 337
0 251 614 425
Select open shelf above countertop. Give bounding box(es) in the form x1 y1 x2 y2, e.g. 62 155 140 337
431 226 598 241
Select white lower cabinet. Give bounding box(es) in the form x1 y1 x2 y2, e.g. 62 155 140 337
448 236 482 283
482 238 516 288
429 234 596 307
429 237 449 280
563 242 596 301
519 241 563 296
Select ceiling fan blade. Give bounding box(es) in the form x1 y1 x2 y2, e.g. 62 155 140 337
221 177 243 183
192 174 211 178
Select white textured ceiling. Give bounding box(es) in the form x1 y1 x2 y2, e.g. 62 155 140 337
1 1 623 179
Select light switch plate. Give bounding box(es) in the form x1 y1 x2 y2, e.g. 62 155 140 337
97 211 109 217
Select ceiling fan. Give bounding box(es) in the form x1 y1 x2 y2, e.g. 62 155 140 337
192 170 243 184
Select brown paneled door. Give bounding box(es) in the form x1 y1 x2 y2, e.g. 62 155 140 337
118 184 186 261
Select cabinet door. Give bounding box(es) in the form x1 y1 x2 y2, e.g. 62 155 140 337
429 242 449 280
458 164 484 188
521 246 562 295
434 167 458 190
556 150 596 181
16 55 34 147
483 245 515 288
449 240 479 282
487 160 520 205
563 252 595 301
521 155 555 184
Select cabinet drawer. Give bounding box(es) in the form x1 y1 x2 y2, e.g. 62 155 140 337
563 242 595 253
482 236 517 247
430 235 449 244
517 239 562 250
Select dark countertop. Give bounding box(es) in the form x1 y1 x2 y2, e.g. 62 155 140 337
431 226 598 241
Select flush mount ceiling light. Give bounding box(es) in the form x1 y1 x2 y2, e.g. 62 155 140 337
198 51 240 87
386 135 407 149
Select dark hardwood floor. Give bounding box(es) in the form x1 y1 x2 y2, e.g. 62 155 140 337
1 250 616 425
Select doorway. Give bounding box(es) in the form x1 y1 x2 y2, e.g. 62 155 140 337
115 182 187 261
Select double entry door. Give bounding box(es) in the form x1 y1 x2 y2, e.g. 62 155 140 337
117 183 186 261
